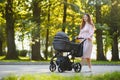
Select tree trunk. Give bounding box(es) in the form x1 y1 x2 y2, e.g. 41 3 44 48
45 29 49 60
110 0 119 61
45 0 50 60
111 30 119 61
21 32 24 50
0 39 3 56
96 30 106 60
32 0 44 60
5 0 18 59
95 2 106 61
62 0 67 32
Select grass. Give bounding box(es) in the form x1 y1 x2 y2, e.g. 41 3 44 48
0 56 120 65
91 60 120 65
2 72 120 80
0 56 48 62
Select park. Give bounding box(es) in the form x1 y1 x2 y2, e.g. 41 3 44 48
0 0 120 80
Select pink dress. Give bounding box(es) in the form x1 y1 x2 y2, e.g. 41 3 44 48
78 23 94 58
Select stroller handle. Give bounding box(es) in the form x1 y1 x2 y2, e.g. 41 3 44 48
76 37 84 39
71 37 86 42
76 37 86 42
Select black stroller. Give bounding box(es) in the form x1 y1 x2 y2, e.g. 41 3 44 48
49 32 86 73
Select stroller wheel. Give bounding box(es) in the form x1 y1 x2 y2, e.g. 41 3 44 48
58 66 64 73
49 63 56 72
73 63 82 73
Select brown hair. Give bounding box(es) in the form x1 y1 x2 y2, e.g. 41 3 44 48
80 13 95 29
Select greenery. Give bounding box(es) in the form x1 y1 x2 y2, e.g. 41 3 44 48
91 60 120 65
2 72 120 80
0 0 120 61
0 56 120 65
17 50 28 57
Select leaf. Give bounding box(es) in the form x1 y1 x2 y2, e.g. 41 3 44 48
62 1 84 14
0 0 4 3
69 3 84 14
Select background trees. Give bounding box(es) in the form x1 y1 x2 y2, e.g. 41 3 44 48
109 0 120 61
0 0 119 61
31 0 43 60
95 0 106 61
5 0 18 59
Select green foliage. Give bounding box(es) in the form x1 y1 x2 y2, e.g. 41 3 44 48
0 0 5 3
2 72 120 80
92 72 120 80
0 13 6 41
2 74 17 80
0 0 120 60
68 3 83 14
18 50 28 57
91 60 120 65
95 23 107 30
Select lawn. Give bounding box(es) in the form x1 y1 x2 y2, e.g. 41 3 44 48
0 56 120 65
2 71 120 80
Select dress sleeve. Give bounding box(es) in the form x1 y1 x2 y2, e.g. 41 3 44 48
87 25 94 39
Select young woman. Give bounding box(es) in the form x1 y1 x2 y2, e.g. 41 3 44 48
78 13 95 72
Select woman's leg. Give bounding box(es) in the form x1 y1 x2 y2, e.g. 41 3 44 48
81 58 86 65
80 58 85 71
86 58 92 71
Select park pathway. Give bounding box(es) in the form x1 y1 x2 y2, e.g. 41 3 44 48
0 64 120 79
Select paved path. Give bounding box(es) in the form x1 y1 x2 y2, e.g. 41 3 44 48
0 65 120 79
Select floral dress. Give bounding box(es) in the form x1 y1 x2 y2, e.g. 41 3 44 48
78 23 94 58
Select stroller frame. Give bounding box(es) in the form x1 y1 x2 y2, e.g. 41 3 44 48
49 32 86 73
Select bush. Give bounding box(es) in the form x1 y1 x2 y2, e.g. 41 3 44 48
19 50 28 57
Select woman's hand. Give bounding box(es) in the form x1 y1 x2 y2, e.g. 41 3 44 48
87 37 92 41
75 36 78 39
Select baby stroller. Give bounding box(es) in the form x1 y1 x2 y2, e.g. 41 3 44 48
49 32 86 73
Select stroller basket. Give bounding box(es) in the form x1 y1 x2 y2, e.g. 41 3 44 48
71 42 83 57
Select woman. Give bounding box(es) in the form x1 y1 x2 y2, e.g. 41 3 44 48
78 13 95 72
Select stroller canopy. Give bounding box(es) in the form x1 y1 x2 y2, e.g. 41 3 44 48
53 32 71 52
54 32 69 41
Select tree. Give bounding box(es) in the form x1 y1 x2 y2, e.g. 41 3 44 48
95 0 106 61
5 0 18 59
62 0 67 32
0 2 5 56
110 0 119 61
45 0 51 60
14 0 31 51
0 27 3 56
31 0 44 60
0 20 5 56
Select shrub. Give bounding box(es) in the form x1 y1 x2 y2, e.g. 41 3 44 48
19 50 28 57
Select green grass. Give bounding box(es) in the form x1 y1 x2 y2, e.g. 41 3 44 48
91 60 120 65
73 58 120 65
0 56 120 65
2 72 120 80
0 56 48 62
0 56 5 60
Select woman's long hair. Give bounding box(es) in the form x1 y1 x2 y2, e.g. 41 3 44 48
80 13 95 29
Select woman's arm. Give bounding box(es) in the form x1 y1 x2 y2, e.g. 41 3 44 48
87 25 94 40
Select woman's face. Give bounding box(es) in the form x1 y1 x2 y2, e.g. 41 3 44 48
83 15 88 22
